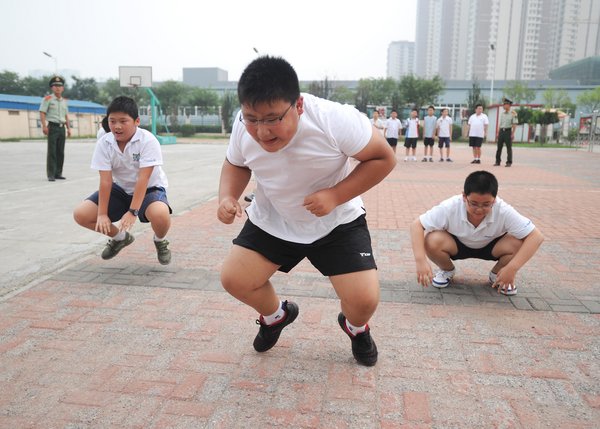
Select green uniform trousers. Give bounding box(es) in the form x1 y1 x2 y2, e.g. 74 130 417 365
47 123 66 179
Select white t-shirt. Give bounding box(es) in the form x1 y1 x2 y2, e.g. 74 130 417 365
406 118 420 138
91 127 168 194
468 113 489 138
227 93 371 244
419 195 535 249
96 127 107 140
436 116 453 138
370 118 385 135
384 118 402 138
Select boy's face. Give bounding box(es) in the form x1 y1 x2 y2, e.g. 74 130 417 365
476 106 483 114
108 112 140 144
427 108 434 116
442 109 448 117
463 192 495 222
411 111 417 118
391 111 397 119
240 97 303 153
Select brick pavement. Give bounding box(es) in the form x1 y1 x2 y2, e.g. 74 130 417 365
1 143 599 428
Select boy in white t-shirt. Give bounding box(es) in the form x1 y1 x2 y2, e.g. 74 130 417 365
217 56 396 366
435 108 453 162
467 104 489 164
384 109 402 153
73 96 173 265
409 171 543 296
404 108 420 161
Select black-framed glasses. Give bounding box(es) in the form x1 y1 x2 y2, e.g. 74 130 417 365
466 198 495 209
239 102 295 127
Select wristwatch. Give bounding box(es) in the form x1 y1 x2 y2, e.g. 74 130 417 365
128 208 139 216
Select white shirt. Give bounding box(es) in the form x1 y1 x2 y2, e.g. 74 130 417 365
384 118 402 138
406 118 420 138
468 113 489 138
419 195 535 249
436 116 453 138
91 127 168 194
96 127 107 140
227 93 371 244
370 118 385 135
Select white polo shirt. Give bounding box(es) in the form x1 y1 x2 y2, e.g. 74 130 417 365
419 195 535 249
436 116 453 138
384 118 402 138
91 127 168 194
468 113 489 138
227 93 371 244
406 118 420 138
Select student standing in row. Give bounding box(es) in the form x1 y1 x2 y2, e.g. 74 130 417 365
436 108 453 162
467 104 489 164
384 109 402 154
422 106 436 162
404 109 420 162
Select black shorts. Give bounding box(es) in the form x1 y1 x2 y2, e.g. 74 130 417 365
424 137 435 146
386 137 398 147
404 138 418 148
469 137 484 147
232 214 377 276
450 234 506 261
438 137 450 148
86 182 172 223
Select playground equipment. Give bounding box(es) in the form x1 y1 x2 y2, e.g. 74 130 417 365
119 66 176 145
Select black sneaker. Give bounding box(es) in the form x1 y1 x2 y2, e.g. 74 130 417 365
337 313 378 366
101 232 135 260
470 159 477 164
253 301 299 352
154 239 171 265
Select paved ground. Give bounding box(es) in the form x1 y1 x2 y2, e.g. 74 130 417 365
1 140 599 428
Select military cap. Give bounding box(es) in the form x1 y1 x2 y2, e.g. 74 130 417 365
49 76 65 87
502 97 513 105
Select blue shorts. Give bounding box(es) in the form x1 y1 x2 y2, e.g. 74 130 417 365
450 234 506 261
232 214 377 276
404 138 418 148
469 137 484 147
424 137 435 146
438 137 451 148
86 183 172 223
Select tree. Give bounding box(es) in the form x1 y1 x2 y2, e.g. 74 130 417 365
542 88 570 108
329 85 355 105
577 87 600 113
398 75 444 109
98 78 148 107
185 87 219 108
466 78 486 115
21 75 53 96
307 77 332 99
152 80 187 125
0 71 22 94
68 76 99 102
529 110 559 144
220 90 237 133
503 80 536 104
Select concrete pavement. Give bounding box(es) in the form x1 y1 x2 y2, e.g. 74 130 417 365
0 140 599 428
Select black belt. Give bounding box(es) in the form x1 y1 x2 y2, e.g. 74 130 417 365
49 122 65 127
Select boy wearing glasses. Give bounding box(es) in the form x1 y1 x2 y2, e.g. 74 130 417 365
409 171 543 296
217 56 396 366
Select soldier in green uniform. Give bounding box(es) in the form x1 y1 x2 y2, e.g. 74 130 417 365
494 97 518 167
39 76 71 181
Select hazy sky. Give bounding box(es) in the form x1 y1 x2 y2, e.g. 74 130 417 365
1 0 417 83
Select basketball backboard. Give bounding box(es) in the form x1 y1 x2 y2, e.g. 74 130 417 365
119 66 152 88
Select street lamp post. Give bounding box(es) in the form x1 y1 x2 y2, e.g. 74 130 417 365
489 44 495 105
42 51 58 74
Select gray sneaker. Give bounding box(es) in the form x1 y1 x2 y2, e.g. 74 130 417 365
154 239 171 265
101 232 134 260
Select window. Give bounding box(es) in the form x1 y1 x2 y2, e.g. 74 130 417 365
8 110 19 116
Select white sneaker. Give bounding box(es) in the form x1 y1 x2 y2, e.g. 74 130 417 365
489 271 518 296
432 268 455 288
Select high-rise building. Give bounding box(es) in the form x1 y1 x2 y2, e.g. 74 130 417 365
415 0 600 82
387 41 415 79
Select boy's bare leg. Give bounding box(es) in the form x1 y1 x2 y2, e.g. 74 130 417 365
221 245 280 316
330 269 379 326
145 201 171 238
424 230 458 270
491 234 524 273
73 200 119 237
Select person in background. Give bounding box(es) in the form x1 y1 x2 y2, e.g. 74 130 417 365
39 76 71 181
436 108 453 162
494 98 518 167
384 109 402 154
422 105 436 162
404 108 420 162
467 104 489 164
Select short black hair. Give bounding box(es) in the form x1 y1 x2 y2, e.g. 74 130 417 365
427 105 435 110
107 96 139 120
475 103 483 109
391 109 397 113
442 107 449 113
238 55 300 107
411 108 418 113
464 171 498 197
